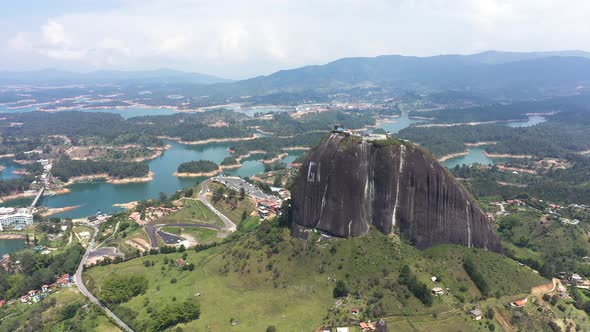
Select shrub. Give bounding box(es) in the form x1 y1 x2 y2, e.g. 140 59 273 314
99 275 148 304
333 280 349 298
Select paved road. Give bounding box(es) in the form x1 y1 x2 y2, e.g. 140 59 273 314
145 224 159 249
144 222 223 248
212 176 272 200
200 180 237 232
75 225 134 332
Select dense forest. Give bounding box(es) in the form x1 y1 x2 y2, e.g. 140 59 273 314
177 160 219 173
0 175 35 196
0 244 85 300
245 111 377 136
451 156 590 204
399 122 590 158
52 157 149 181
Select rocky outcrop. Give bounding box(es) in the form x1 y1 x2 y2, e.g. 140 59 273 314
291 134 502 253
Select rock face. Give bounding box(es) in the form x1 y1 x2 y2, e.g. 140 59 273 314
291 134 502 253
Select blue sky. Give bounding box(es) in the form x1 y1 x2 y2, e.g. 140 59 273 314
1 0 589 79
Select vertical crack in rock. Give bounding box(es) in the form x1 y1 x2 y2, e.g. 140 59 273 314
466 201 472 248
391 144 405 228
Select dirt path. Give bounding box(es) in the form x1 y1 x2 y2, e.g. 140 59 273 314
493 307 516 332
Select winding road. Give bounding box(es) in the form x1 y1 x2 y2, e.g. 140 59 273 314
199 179 237 232
142 179 237 248
74 225 134 332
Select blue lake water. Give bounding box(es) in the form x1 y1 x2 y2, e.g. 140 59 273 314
506 115 546 128
376 112 423 134
0 239 25 256
230 105 293 117
442 147 495 168
0 104 180 119
0 141 304 218
0 158 21 180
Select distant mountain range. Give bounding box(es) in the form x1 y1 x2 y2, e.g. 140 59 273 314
0 68 232 85
2 51 590 99
208 50 590 98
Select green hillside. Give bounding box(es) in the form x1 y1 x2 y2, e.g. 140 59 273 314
83 221 547 332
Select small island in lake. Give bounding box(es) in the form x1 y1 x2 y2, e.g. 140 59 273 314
175 160 220 177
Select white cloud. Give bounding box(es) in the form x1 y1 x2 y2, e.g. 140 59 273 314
41 20 69 46
2 0 590 78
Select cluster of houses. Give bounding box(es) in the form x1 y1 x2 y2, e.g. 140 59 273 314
322 319 387 332
0 274 74 308
558 272 590 289
256 199 281 219
208 120 229 128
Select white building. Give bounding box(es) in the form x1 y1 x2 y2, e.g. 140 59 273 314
0 207 16 215
0 210 34 231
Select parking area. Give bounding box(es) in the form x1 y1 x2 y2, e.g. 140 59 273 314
212 176 273 200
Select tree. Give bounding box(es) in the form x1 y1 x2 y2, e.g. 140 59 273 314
241 210 248 221
266 326 277 332
159 192 168 202
212 186 225 203
184 188 194 197
333 280 349 298
239 187 245 200
273 176 282 187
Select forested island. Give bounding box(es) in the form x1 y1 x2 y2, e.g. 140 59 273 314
175 160 220 176
52 157 150 182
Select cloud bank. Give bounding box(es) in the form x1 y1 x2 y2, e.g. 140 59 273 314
2 0 590 79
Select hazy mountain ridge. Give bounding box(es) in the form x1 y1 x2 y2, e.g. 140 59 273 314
0 68 232 85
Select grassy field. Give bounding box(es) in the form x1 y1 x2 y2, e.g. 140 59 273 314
73 225 95 247
209 182 257 224
161 226 223 244
159 199 224 226
84 225 547 332
0 287 120 332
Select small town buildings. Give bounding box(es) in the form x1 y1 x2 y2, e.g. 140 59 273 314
351 307 360 315
20 296 28 303
432 287 444 296
360 322 376 331
0 300 4 308
511 298 528 308
470 309 482 320
570 273 583 284
336 328 350 332
0 208 34 231
129 212 142 224
27 290 36 298
41 285 50 293
430 276 437 282
57 274 73 287
176 258 186 267
79 231 91 239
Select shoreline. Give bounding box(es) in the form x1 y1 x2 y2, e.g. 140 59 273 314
174 169 221 177
438 150 469 162
40 205 81 217
465 141 497 147
219 163 241 170
260 153 288 164
159 135 257 145
113 201 139 209
416 119 516 128
483 152 533 159
63 171 154 186
0 153 15 158
0 234 26 240
0 191 36 203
